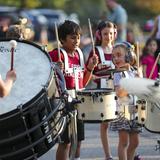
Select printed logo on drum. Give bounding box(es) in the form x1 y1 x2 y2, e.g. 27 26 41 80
42 115 53 144
0 46 19 54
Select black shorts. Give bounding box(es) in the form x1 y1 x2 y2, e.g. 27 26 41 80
59 119 84 144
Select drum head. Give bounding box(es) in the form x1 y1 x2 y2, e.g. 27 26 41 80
0 40 51 115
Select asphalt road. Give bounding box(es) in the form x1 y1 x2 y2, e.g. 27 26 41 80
39 123 160 160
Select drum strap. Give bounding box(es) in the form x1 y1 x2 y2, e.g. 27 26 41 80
96 46 114 89
60 48 84 73
60 48 84 90
96 46 114 67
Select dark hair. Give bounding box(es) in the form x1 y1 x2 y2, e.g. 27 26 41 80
58 20 81 43
95 20 114 45
141 37 158 59
113 41 137 65
6 25 24 39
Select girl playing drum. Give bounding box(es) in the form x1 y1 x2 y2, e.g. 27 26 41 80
111 42 143 160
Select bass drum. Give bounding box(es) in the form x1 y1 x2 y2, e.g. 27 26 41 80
0 39 66 160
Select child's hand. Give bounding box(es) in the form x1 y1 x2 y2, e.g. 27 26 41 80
6 70 16 82
117 63 130 70
87 54 98 71
136 66 143 77
57 61 64 70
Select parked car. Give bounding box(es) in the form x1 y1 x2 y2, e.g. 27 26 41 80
35 9 67 40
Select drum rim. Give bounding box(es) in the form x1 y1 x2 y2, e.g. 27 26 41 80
77 88 115 95
0 39 54 116
144 126 160 134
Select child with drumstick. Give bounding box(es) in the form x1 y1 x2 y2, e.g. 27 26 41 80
49 20 98 160
111 42 143 160
86 20 116 160
140 38 159 79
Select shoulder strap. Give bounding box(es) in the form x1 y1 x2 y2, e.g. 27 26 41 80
96 46 113 66
60 48 84 73
76 48 85 69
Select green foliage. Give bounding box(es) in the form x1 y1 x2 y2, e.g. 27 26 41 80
0 0 160 25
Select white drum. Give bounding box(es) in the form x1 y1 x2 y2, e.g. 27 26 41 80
119 105 137 120
77 89 117 123
119 99 146 125
136 99 146 125
145 102 160 133
0 40 66 160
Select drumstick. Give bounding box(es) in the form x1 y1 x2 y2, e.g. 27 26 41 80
9 40 17 70
136 41 140 69
149 53 160 79
88 18 96 56
54 22 61 61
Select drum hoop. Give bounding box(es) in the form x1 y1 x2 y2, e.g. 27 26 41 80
0 39 54 116
0 100 64 144
77 89 115 96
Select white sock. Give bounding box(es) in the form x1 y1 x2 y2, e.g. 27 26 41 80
74 158 80 160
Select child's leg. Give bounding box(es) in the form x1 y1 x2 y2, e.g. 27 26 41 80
127 132 139 160
75 141 81 158
56 143 70 160
118 130 129 160
100 122 112 158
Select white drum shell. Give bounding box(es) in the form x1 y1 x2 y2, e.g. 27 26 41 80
119 99 146 125
119 105 137 120
77 89 117 122
145 102 160 133
136 99 146 125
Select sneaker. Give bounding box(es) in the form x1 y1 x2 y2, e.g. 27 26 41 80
106 157 113 160
134 154 144 160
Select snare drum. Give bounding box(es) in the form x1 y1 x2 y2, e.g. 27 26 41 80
136 99 146 125
119 104 137 120
77 89 117 123
0 40 66 160
119 99 146 125
145 102 160 133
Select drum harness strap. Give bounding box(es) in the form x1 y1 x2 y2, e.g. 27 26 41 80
96 46 115 89
60 48 84 91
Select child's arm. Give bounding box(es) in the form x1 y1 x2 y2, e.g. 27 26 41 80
142 64 147 78
115 85 128 98
83 54 98 86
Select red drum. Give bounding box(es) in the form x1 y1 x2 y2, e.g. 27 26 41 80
77 89 117 123
0 40 66 160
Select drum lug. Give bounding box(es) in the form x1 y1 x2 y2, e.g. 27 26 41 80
115 111 119 115
100 97 103 103
100 113 104 118
81 97 85 102
81 113 85 118
115 96 118 100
